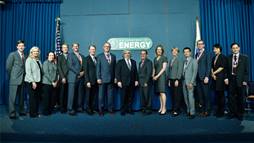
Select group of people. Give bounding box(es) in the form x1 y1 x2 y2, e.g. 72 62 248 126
6 40 249 121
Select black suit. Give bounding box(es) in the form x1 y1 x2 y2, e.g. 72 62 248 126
57 54 69 112
138 59 153 112
226 54 249 118
85 55 98 112
211 54 227 116
116 59 138 113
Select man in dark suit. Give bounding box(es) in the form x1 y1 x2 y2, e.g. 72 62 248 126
138 50 153 115
195 40 212 117
67 43 85 115
96 42 116 116
84 45 98 115
116 50 138 115
225 43 249 121
57 44 69 113
6 40 26 119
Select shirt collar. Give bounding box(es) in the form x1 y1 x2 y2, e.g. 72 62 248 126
233 53 240 57
17 50 24 56
90 54 95 58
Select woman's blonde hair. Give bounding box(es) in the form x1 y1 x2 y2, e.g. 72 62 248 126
171 47 179 53
29 46 40 60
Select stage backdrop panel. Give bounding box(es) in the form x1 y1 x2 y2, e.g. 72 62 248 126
60 0 200 110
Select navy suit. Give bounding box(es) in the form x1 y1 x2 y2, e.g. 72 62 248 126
96 52 116 112
67 52 85 112
195 50 212 113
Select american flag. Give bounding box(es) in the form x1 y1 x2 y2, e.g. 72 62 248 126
55 17 62 56
195 16 201 55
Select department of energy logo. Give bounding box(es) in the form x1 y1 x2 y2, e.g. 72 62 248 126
108 37 153 50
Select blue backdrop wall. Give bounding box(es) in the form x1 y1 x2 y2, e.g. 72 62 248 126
2 0 252 111
60 0 200 110
0 0 61 104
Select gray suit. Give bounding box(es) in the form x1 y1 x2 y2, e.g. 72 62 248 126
182 57 198 115
67 52 85 111
25 57 42 83
168 56 183 80
6 51 26 115
96 52 116 112
42 60 58 85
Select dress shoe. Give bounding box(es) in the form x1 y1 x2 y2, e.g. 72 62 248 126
68 110 76 116
60 109 67 114
188 115 195 119
9 113 17 119
30 113 39 118
77 108 84 113
19 112 26 116
172 112 179 117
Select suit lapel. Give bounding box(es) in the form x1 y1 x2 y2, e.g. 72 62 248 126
229 54 233 70
236 54 243 70
185 58 192 70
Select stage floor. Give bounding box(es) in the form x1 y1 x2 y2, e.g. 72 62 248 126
1 105 254 143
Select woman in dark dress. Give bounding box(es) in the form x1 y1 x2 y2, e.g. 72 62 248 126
211 44 227 117
153 45 168 115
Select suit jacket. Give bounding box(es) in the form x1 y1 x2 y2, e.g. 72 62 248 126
57 54 68 79
6 51 26 85
67 52 85 83
138 58 153 86
167 56 183 80
85 55 97 85
182 57 198 86
24 57 42 83
116 59 138 86
96 52 116 83
42 60 58 85
196 50 212 80
226 54 249 87
211 54 227 90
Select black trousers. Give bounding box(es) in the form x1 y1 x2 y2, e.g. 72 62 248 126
42 84 53 115
121 85 134 112
59 82 68 111
27 82 41 117
228 76 245 117
196 78 210 113
51 86 59 109
170 79 182 112
215 90 225 115
86 84 98 111
140 84 151 111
